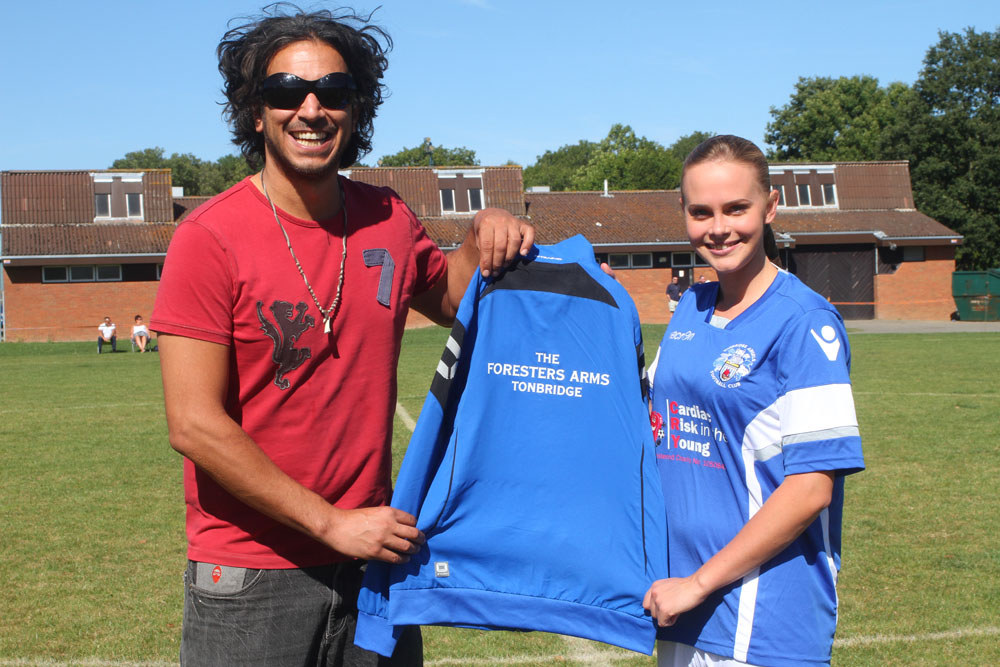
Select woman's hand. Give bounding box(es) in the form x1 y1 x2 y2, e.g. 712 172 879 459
643 576 710 627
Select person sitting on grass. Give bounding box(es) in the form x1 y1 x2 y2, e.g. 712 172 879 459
97 316 116 354
131 315 150 352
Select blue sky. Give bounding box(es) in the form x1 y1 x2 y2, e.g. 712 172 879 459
0 0 996 173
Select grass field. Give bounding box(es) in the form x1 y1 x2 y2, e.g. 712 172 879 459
1 328 998 665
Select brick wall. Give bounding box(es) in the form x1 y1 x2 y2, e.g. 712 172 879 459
875 246 956 320
615 268 717 325
6 249 953 343
3 266 159 343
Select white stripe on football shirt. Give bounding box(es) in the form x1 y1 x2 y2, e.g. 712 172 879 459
647 345 661 385
733 441 767 661
436 359 454 380
445 334 461 358
820 506 839 628
820 506 837 585
743 401 782 463
778 384 858 437
783 425 860 446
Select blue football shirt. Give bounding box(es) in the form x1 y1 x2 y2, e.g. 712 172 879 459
649 270 865 666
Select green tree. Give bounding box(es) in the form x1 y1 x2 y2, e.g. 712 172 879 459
198 154 255 195
668 130 715 163
111 147 170 169
523 140 598 191
571 124 681 191
886 28 1000 269
764 75 913 161
378 142 478 167
111 148 252 195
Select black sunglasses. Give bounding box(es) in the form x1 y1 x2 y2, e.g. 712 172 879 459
261 72 357 110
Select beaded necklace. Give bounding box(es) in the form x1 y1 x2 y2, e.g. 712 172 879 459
260 169 347 334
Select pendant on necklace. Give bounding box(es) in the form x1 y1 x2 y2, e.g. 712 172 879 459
324 318 332 334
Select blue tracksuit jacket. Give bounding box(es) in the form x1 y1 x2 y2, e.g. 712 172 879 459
355 235 667 656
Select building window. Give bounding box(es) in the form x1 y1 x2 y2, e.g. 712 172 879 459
773 185 785 206
694 253 709 266
468 188 483 211
42 266 68 283
609 253 630 269
126 193 143 218
70 266 95 282
631 253 653 268
157 263 164 279
440 189 455 213
96 265 122 281
822 184 836 206
95 193 111 218
671 252 694 267
797 184 811 206
902 246 925 262
42 264 123 283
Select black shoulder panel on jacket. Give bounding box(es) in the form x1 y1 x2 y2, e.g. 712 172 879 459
481 261 619 309
430 318 467 408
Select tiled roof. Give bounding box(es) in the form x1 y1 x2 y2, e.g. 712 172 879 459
1 166 960 260
421 217 476 248
1 169 174 224
2 223 175 257
829 162 915 210
768 162 916 210
524 190 960 247
775 209 958 240
173 196 212 222
525 191 688 246
348 166 526 218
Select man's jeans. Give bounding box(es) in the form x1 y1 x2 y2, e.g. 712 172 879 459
97 335 116 353
181 560 421 666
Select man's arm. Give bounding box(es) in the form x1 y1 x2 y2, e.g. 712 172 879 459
158 333 424 563
410 208 534 325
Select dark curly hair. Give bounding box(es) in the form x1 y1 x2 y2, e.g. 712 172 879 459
217 3 391 169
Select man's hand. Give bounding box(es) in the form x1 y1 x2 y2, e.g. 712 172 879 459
411 208 535 325
472 208 534 278
643 576 710 627
321 506 425 564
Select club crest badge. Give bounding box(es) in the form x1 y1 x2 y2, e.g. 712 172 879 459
650 411 665 444
711 344 756 388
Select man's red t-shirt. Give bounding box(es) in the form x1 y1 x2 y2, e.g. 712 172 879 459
151 176 447 568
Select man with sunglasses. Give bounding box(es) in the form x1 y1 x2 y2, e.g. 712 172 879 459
150 7 532 666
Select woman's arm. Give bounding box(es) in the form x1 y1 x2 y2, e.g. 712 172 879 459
644 469 834 627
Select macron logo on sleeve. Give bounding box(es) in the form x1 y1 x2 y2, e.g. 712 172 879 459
810 326 841 361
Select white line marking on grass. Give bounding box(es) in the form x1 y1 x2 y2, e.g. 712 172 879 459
563 635 641 664
427 652 643 666
835 625 1000 648
9 628 999 667
0 661 173 666
0 401 163 415
395 401 417 432
853 391 997 398
425 637 646 666
425 626 1000 665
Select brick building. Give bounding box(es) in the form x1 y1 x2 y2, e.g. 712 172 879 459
1 170 174 343
0 167 525 341
524 161 962 323
0 162 960 342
